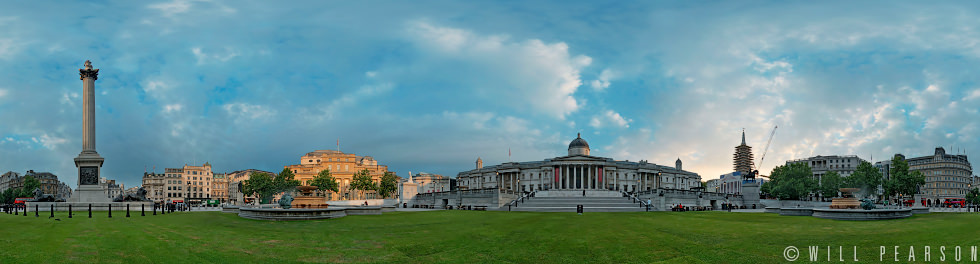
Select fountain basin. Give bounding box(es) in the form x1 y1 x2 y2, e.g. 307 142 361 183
778 208 813 216
811 208 912 221
238 207 347 221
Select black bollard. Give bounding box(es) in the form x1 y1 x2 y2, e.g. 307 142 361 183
142 204 145 216
50 204 54 218
126 204 130 217
153 204 157 215
68 204 72 218
88 204 92 218
108 204 112 218
35 204 38 217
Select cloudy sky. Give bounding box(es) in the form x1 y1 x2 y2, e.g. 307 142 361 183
2 1 979 188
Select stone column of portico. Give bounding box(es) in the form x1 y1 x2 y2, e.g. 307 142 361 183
560 165 565 189
589 165 595 190
565 165 570 189
587 165 591 189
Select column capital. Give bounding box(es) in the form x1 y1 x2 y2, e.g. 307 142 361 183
79 60 99 80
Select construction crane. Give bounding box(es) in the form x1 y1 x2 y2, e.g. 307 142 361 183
749 125 778 179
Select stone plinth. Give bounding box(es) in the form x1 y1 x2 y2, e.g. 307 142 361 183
69 184 110 203
740 181 761 208
911 207 930 214
764 207 781 214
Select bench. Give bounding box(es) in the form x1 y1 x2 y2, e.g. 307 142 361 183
474 206 487 211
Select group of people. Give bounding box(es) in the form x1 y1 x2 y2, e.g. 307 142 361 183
670 204 714 211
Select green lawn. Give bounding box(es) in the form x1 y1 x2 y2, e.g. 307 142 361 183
1 210 979 263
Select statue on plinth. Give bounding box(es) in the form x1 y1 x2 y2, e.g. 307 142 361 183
32 188 57 202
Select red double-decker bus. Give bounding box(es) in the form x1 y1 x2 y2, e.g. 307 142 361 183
13 197 32 208
944 198 966 208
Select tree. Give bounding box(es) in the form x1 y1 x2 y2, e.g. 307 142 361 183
883 155 925 201
817 171 843 200
19 176 40 198
242 170 301 204
350 169 376 199
308 169 339 193
1 188 15 204
274 168 301 195
242 172 274 204
376 172 398 198
845 161 882 199
767 162 817 200
760 181 773 198
967 188 980 206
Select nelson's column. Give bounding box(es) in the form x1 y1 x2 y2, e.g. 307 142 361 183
70 60 109 202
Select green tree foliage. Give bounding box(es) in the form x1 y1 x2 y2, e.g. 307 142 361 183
967 188 980 205
242 170 302 204
845 161 883 198
242 172 274 204
350 169 377 199
817 171 843 199
883 155 925 199
1 188 15 204
20 176 40 198
376 172 398 198
760 181 773 198
767 162 817 200
308 169 339 193
274 168 301 194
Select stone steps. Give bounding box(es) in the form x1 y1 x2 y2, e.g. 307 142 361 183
510 196 647 212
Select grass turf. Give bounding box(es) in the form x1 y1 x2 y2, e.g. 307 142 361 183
1 210 979 263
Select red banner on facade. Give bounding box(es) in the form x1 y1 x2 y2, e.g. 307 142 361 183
554 167 559 185
598 167 603 182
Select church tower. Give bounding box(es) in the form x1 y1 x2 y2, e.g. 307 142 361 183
675 158 682 170
476 157 483 169
733 129 754 175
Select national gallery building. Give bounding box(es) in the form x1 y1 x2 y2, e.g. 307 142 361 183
456 134 702 193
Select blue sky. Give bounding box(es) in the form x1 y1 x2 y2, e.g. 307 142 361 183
1 1 979 188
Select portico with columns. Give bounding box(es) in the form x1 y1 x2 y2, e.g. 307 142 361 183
457 133 701 194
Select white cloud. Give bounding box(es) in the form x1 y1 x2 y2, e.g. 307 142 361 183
963 89 980 101
163 104 183 113
31 133 67 150
223 103 276 124
590 110 632 129
590 69 617 90
310 82 395 121
407 21 591 119
149 0 193 17
0 89 7 98
192 47 239 65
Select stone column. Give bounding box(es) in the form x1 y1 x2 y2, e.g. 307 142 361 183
71 60 108 203
586 165 591 189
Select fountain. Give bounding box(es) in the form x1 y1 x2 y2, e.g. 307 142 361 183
812 188 917 220
768 187 927 220
291 186 328 209
829 188 861 209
